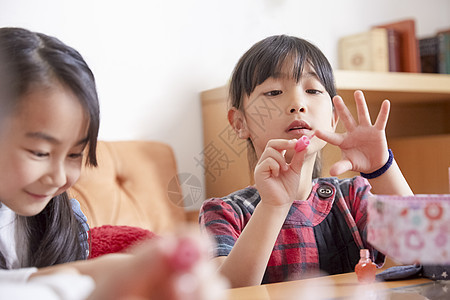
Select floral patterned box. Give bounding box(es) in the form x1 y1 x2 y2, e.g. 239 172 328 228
367 194 450 264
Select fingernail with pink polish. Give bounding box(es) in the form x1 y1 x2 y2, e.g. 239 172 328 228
168 237 201 271
295 135 310 152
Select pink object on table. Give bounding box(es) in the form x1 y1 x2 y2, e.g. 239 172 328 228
367 194 450 264
355 249 377 283
295 135 311 152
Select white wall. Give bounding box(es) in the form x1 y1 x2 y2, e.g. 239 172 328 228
1 0 449 209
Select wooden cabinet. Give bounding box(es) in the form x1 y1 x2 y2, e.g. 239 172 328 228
200 70 450 198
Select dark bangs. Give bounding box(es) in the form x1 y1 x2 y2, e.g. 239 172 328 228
229 35 337 110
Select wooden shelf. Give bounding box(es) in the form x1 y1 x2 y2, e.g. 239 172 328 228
201 71 450 197
390 134 450 194
335 71 450 138
335 70 450 103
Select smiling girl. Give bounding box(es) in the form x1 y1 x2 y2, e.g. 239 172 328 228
0 27 227 300
0 27 98 271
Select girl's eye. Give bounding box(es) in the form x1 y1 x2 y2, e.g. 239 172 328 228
306 89 323 95
264 90 283 97
30 151 49 158
68 153 83 159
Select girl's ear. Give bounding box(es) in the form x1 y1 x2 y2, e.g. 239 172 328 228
228 107 250 139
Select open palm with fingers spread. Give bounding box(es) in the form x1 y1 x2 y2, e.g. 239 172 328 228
315 90 391 176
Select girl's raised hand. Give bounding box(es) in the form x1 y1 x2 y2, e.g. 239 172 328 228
254 139 307 207
315 90 390 176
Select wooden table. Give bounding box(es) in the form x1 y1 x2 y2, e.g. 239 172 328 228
225 272 444 299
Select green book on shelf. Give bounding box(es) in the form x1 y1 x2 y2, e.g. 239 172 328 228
438 31 450 74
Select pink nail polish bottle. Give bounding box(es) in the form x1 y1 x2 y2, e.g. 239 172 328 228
355 249 377 283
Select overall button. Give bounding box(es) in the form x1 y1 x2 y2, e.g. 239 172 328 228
317 185 334 198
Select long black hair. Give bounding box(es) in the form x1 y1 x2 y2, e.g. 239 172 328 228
0 27 100 268
229 35 337 178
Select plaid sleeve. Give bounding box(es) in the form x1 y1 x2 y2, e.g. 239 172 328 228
345 176 371 231
343 176 385 266
199 198 244 257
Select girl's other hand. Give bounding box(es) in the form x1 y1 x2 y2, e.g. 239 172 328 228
315 90 390 176
254 139 307 207
87 230 229 300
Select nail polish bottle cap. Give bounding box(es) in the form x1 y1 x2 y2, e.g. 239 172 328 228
360 249 370 258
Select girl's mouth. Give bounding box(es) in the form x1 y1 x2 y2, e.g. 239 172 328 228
26 191 52 200
286 120 312 133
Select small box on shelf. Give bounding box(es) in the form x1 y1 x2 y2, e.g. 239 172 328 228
338 28 389 72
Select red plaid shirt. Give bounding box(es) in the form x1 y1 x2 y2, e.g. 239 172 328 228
199 176 385 284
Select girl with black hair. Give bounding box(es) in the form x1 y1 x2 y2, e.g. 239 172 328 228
200 35 413 288
0 26 99 271
0 27 227 300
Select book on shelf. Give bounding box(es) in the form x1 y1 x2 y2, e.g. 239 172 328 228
418 30 450 74
338 28 389 72
374 19 421 73
437 30 450 74
419 36 440 73
387 29 401 72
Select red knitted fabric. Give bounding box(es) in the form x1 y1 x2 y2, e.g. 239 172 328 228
89 225 158 259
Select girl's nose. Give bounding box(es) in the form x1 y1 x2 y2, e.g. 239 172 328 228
289 107 305 113
42 163 67 187
288 89 306 114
